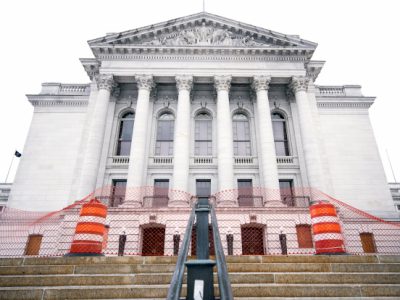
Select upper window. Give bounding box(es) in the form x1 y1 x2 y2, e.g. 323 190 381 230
195 112 212 156
233 113 251 156
272 112 289 156
116 112 134 156
155 112 174 156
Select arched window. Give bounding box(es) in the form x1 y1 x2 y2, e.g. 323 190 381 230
272 112 289 156
194 112 212 156
116 111 134 156
155 112 174 156
233 113 251 156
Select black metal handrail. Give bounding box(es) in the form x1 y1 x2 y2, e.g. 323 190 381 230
210 204 233 300
166 205 196 300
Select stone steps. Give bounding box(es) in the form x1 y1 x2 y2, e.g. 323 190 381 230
0 255 399 299
1 272 399 286
2 262 400 275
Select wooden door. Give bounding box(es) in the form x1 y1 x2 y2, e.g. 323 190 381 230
360 232 376 253
142 227 165 256
296 225 313 248
25 234 43 256
191 225 214 256
241 226 264 255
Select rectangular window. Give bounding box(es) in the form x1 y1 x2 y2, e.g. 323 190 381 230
195 120 212 156
153 179 169 207
238 179 253 207
196 179 211 198
233 121 251 156
155 120 174 156
154 179 169 197
110 179 127 207
279 179 293 205
238 179 253 196
296 225 313 248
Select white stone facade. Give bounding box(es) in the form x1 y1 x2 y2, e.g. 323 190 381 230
7 12 398 220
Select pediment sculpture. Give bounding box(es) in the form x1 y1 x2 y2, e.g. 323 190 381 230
141 22 266 47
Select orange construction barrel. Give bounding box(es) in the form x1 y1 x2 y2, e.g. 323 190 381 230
310 201 346 254
68 198 108 256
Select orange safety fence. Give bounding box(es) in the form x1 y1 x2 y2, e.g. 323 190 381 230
0 186 399 257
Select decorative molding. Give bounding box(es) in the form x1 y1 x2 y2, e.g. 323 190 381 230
252 75 271 91
175 75 193 91
214 75 232 92
80 58 100 80
95 74 115 91
135 75 154 91
289 76 309 93
317 102 373 109
94 53 310 62
29 99 88 107
305 61 325 82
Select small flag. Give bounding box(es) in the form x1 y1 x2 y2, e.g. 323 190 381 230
14 151 22 158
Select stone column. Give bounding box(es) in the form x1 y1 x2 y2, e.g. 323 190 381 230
290 76 325 195
214 75 235 206
252 76 281 203
77 74 114 198
170 76 193 207
125 75 154 206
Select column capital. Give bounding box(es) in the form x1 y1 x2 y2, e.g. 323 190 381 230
289 76 309 93
135 75 155 91
95 74 115 91
214 75 232 92
252 75 272 91
175 75 193 91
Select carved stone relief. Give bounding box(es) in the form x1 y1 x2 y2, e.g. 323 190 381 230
140 23 267 47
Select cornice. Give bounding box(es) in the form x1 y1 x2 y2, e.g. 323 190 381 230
317 100 374 109
94 52 310 62
26 95 89 107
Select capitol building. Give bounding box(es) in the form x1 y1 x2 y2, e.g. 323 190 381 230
5 12 398 256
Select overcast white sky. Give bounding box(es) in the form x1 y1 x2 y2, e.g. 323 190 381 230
0 0 399 184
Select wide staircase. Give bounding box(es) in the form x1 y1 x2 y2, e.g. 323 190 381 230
0 255 399 299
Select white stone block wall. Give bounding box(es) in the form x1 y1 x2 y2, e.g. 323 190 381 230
8 107 87 211
319 109 396 218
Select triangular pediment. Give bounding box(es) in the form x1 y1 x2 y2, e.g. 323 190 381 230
89 12 317 51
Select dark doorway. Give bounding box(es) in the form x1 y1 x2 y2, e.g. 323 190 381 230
25 234 43 256
241 225 264 255
360 232 377 253
142 226 165 256
191 225 215 256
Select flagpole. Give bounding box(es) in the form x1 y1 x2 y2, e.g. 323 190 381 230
4 154 15 183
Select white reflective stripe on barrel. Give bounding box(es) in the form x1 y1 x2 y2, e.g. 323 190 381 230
313 233 344 241
79 216 107 223
73 233 104 242
311 215 340 225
